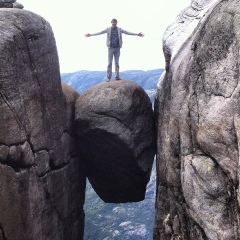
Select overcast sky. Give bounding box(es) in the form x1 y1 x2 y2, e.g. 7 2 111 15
20 0 191 73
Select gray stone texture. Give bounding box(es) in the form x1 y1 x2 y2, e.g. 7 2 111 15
0 9 85 240
0 0 17 8
75 80 155 203
0 0 16 2
0 3 12 8
154 0 240 239
13 2 24 9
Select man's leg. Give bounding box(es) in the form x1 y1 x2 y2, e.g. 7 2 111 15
114 48 120 79
107 48 114 80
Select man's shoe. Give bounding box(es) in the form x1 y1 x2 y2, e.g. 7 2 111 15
106 78 110 82
115 77 121 80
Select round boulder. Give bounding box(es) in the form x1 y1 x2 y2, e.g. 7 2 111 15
75 80 155 203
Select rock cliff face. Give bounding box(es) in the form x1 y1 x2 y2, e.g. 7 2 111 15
154 0 240 239
0 9 85 240
75 80 155 203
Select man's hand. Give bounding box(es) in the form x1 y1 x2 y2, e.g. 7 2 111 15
85 33 91 37
137 32 144 37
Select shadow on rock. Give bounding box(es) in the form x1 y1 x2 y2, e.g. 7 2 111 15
75 80 156 203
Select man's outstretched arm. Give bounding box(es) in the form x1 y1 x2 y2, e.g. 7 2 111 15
121 29 144 37
85 29 108 37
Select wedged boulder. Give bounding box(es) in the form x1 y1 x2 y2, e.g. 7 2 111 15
154 0 240 239
75 80 155 203
0 9 85 240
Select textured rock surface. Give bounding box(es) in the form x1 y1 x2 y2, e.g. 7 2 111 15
162 0 220 70
12 2 23 9
75 80 155 203
0 9 85 240
154 0 240 239
0 0 23 9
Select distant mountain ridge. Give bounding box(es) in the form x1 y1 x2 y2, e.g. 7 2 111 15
61 69 164 103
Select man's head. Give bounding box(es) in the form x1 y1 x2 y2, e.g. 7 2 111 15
111 18 117 28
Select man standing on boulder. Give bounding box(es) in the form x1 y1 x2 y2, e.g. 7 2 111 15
85 18 144 82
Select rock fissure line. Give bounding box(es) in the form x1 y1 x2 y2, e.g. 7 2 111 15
13 35 24 50
209 151 238 186
92 111 131 130
225 185 239 237
0 149 72 174
48 197 64 222
12 22 42 89
192 91 201 126
191 221 208 239
33 147 51 155
1 141 48 158
39 161 73 179
227 79 240 99
61 207 81 223
45 187 80 223
0 90 27 132
166 189 189 239
186 102 195 155
35 167 50 178
233 114 240 165
0 161 29 173
0 140 44 155
0 222 7 240
26 135 36 155
40 129 73 143
40 18 47 28
190 162 228 204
